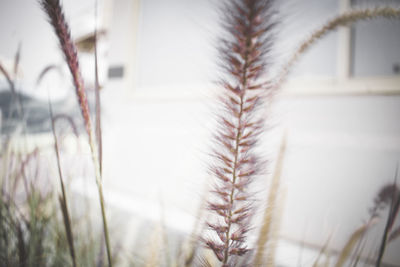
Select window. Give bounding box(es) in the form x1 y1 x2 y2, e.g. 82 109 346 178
351 0 400 77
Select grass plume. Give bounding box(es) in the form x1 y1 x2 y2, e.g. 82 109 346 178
39 0 91 134
204 0 276 265
39 0 112 266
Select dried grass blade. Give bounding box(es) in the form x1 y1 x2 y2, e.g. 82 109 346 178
350 239 367 267
180 187 208 267
254 133 287 266
145 225 163 267
335 223 370 267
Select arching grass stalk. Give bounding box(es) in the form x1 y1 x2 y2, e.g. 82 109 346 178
274 7 400 90
204 0 276 266
39 0 112 266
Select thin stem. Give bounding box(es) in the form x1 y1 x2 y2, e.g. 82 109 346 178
223 94 245 264
89 130 112 267
49 101 77 267
254 133 287 266
223 14 252 264
97 180 113 267
94 0 103 176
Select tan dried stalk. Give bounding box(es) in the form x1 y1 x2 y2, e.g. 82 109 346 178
39 0 112 266
145 225 163 267
274 6 400 90
335 223 371 267
254 133 286 266
94 0 103 175
180 187 208 267
204 0 276 266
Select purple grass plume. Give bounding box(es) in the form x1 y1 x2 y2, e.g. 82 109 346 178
40 1 113 266
204 0 276 266
40 0 92 136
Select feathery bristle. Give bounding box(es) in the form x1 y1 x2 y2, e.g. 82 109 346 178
204 0 276 265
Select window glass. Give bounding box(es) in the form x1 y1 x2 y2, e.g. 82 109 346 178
351 0 400 76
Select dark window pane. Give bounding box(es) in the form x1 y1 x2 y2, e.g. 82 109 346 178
351 0 400 77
